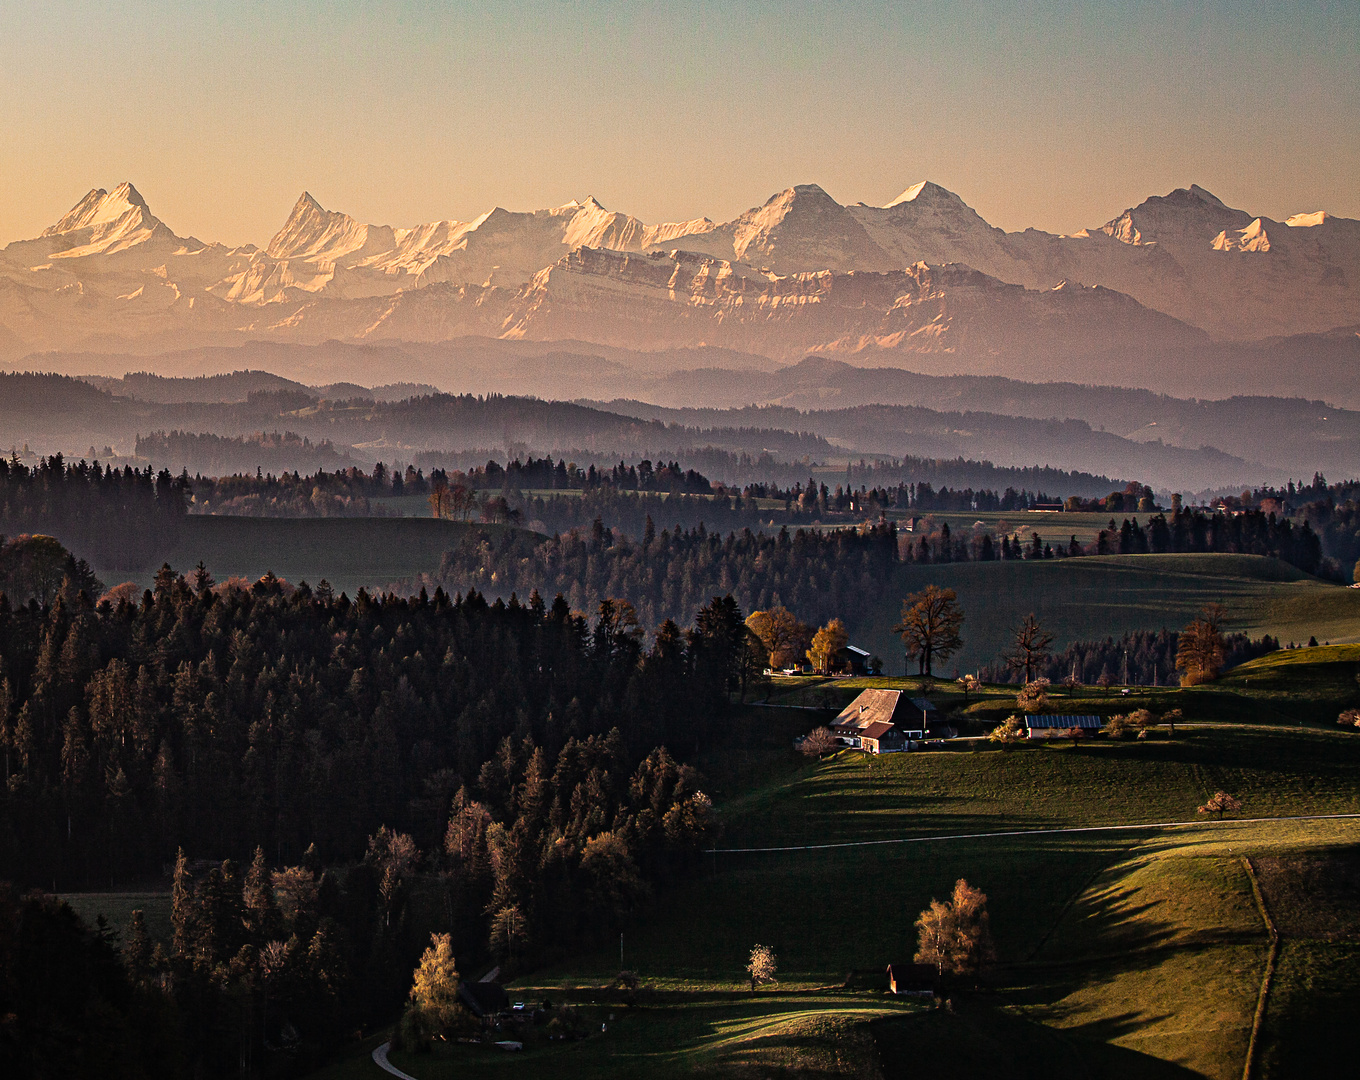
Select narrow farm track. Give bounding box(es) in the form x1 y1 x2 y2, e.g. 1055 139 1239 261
712 812 1360 854
372 1042 417 1080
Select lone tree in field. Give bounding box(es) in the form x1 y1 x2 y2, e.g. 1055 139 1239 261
747 944 778 991
800 726 838 758
1005 614 1054 684
1338 708 1360 729
914 879 996 980
1176 604 1227 685
1198 791 1242 819
895 586 964 678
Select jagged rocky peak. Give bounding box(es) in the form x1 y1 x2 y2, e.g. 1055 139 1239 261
1099 184 1252 247
265 192 395 262
44 182 155 237
1213 218 1272 253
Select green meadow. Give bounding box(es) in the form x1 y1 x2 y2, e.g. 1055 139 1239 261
325 678 1360 1080
98 516 518 597
854 554 1360 674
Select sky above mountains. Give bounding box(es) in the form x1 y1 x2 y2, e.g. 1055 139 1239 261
1 1 1356 246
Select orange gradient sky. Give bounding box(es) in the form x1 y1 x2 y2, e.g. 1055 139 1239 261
1 1 1356 246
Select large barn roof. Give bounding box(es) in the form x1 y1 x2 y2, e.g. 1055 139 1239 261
831 689 904 733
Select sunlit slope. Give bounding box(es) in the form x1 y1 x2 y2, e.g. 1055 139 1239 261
850 554 1360 674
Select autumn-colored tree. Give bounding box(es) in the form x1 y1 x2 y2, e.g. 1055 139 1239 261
489 904 527 963
895 586 964 677
1337 708 1360 729
579 831 649 925
956 674 980 704
1129 708 1157 737
399 932 476 1049
1015 678 1050 713
807 618 849 674
1005 614 1054 684
914 879 996 979
428 475 450 519
1176 605 1227 685
747 944 778 991
409 933 462 1011
1198 791 1242 819
746 607 812 670
988 715 1025 746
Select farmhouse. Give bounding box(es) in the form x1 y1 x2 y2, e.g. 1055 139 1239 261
835 644 872 675
831 688 923 751
459 981 510 1019
1023 715 1104 739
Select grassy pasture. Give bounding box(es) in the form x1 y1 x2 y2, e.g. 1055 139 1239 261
496 721 1360 1079
99 516 522 597
379 995 910 1080
846 554 1360 675
60 891 172 944
763 640 1360 726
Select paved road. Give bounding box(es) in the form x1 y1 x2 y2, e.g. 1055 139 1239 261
372 1042 417 1080
713 812 1360 853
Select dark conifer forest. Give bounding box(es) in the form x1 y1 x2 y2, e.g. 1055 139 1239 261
0 564 745 1077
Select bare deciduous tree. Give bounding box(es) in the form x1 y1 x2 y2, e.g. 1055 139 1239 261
1005 614 1054 684
800 726 838 758
747 944 778 991
895 586 964 678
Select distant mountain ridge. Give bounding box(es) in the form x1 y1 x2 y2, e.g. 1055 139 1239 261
2 179 1357 397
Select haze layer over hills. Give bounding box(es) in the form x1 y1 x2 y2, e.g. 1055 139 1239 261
3 180 1357 401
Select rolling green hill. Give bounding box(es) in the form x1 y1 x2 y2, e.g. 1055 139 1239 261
98 516 528 597
852 554 1360 675
486 721 1360 1080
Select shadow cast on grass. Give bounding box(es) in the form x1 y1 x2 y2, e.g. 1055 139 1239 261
872 1000 1200 1080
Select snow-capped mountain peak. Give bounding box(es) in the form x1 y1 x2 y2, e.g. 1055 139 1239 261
24 181 182 260
266 192 396 262
44 182 154 237
882 180 966 209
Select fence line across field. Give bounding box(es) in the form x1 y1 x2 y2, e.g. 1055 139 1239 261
712 812 1360 854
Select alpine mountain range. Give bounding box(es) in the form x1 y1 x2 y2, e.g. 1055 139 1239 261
2 179 1358 405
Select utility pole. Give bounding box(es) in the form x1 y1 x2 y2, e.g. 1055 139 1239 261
620 933 624 972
